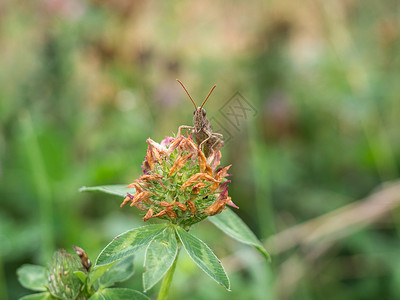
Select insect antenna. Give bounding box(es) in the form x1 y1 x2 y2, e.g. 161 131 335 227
176 79 197 109
200 85 216 109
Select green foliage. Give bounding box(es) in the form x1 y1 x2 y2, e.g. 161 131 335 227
17 250 137 300
97 255 135 288
20 293 53 300
96 225 168 266
81 184 267 294
17 210 264 299
209 209 270 260
17 265 47 292
73 271 88 285
143 226 178 291
95 222 233 293
176 227 230 290
88 288 149 300
79 186 136 198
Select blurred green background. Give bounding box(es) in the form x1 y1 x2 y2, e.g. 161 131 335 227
1 0 400 299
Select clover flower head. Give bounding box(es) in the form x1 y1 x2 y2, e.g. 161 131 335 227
47 250 85 300
121 135 238 228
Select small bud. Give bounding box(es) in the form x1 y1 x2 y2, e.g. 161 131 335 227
149 145 163 164
147 138 168 152
126 182 142 192
140 174 163 182
214 165 232 181
192 182 205 194
187 200 196 216
153 209 168 218
204 196 230 216
166 136 184 155
182 138 198 153
165 208 177 219
120 195 132 207
129 191 152 206
198 150 213 176
146 147 155 170
175 201 187 211
181 173 220 190
169 153 193 177
159 201 174 207
143 207 154 221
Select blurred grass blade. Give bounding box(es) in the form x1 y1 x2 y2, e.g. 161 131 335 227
96 224 167 266
89 288 150 300
79 185 135 197
143 226 178 292
209 208 270 261
17 264 47 292
19 112 54 262
176 226 230 291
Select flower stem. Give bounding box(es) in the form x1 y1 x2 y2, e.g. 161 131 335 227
157 247 181 300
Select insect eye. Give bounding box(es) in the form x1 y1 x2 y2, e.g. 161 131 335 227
193 110 196 115
202 109 206 116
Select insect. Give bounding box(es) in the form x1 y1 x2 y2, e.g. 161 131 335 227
72 245 91 272
176 79 224 156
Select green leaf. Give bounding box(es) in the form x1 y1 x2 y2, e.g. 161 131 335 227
209 208 270 260
143 226 178 292
89 262 117 288
73 271 87 284
98 255 135 288
176 227 230 290
17 264 47 292
79 185 135 197
96 224 167 266
89 288 150 300
19 292 52 300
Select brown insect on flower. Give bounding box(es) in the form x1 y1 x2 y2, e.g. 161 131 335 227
176 80 224 157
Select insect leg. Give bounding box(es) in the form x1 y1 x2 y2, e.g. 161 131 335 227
212 133 223 138
210 133 224 149
198 129 213 152
177 125 195 137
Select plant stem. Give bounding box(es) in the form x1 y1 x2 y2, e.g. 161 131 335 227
157 247 180 300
